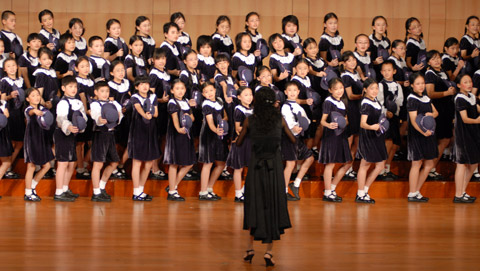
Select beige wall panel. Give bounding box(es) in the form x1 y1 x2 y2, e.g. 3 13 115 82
153 0 170 15
255 0 292 17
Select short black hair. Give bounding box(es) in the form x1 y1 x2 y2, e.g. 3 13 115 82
38 9 54 23
94 81 109 91
163 22 179 34
196 35 213 52
153 47 167 60
282 15 299 33
1 10 15 21
134 76 150 87
59 32 74 52
88 36 103 47
61 75 77 87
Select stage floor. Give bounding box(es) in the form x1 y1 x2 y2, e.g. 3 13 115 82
0 198 478 270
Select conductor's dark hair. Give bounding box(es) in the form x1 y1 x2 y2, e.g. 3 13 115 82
197 35 213 52
38 9 54 23
252 87 281 133
61 75 77 87
134 76 150 87
282 15 299 33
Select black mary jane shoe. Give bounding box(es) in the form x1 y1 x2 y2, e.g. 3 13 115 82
65 189 79 198
243 249 254 263
453 195 475 203
54 192 76 202
24 194 41 202
167 192 185 201
355 194 375 204
264 253 274 267
91 193 111 202
100 189 111 199
288 182 300 199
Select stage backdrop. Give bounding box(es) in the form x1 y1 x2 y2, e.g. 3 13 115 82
1 0 478 53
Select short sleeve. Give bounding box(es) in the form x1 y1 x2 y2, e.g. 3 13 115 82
104 40 116 54
269 58 279 71
54 57 68 74
167 100 180 115
322 100 334 115
455 96 470 112
442 57 456 73
341 74 353 88
459 37 471 51
360 102 371 115
318 37 330 52
124 57 134 70
0 81 7 94
473 73 480 89
406 42 419 59
202 103 214 116
151 94 159 107
407 97 419 112
234 108 245 123
424 71 436 84
130 96 141 106
18 55 28 67
231 56 243 71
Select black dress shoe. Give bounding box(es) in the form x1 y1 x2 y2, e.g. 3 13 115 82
43 168 55 179
453 196 475 203
24 194 41 202
199 193 218 201
167 192 185 201
407 196 429 202
288 182 300 199
65 189 79 198
100 189 111 199
355 194 375 204
463 193 476 201
286 193 299 201
54 192 76 202
264 253 274 267
208 192 221 200
323 193 342 202
149 170 168 180
234 195 244 203
91 193 111 202
132 192 152 201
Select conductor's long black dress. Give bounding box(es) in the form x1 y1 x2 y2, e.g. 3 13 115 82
242 115 292 243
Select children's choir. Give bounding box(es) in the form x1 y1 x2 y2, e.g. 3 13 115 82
0 9 479 204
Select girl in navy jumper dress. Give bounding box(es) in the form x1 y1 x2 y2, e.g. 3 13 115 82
215 53 238 140
319 13 343 72
125 35 147 82
232 32 258 85
425 50 456 180
356 79 387 204
281 15 303 58
134 16 155 67
0 58 25 179
405 17 427 74
0 99 13 198
68 18 87 57
226 87 253 202
245 12 265 64
171 12 192 51
128 77 160 201
369 16 391 81
38 9 60 57
459 16 480 75
406 73 438 202
319 78 351 202
442 38 466 81
54 33 77 81
453 74 479 203
74 56 94 179
354 34 375 81
108 61 130 179
23 88 54 201
198 82 228 201
104 19 128 62
211 16 234 58
268 33 295 92
18 33 42 88
164 80 196 201
197 35 216 83
340 51 363 179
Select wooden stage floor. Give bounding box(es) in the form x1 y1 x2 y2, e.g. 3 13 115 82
0 198 478 270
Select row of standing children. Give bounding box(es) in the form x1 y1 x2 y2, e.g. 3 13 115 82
0 9 479 203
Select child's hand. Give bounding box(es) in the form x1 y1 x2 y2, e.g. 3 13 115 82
188 99 197 107
375 56 384 64
160 92 169 103
327 122 338 129
371 123 380 131
116 49 124 57
446 87 456 96
68 125 79 133
109 97 114 101
176 127 187 134
457 59 465 70
122 107 126 113
472 48 479 58
293 47 302 56
144 112 152 120
317 71 327 77
34 109 44 116
216 127 224 136
423 130 432 137
239 80 248 86
387 111 394 119
292 125 302 134
425 112 434 117
330 58 339 67
279 70 289 80
412 63 424 71
225 96 233 104
10 90 19 98
98 116 108 124
306 98 313 106
8 52 15 59
46 43 55 50
65 71 74 76
253 49 261 57
45 101 53 109
403 81 410 87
